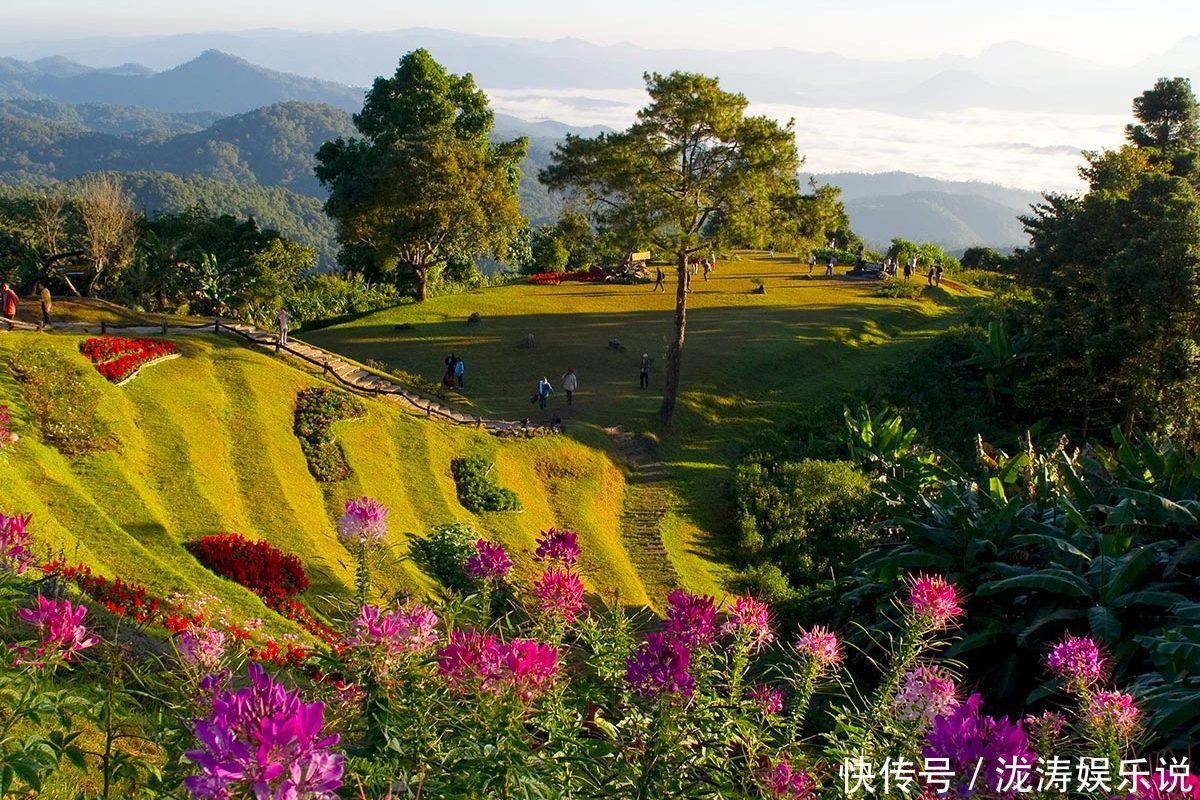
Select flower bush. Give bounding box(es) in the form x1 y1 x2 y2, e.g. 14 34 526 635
9 343 112 455
292 387 365 482
187 532 310 605
0 505 1186 799
0 404 18 455
79 336 178 383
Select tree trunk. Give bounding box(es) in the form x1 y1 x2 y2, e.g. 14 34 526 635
659 252 690 424
414 266 429 302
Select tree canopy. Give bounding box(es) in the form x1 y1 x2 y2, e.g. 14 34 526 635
1015 77 1200 439
541 71 802 423
316 49 526 301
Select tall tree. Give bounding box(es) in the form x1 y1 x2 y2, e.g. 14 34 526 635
1016 78 1200 440
316 49 526 301
76 173 138 296
541 72 801 423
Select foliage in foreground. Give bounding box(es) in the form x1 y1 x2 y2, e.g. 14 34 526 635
0 506 1191 799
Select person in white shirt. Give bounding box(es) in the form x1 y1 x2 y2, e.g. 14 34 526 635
276 308 289 346
562 367 578 405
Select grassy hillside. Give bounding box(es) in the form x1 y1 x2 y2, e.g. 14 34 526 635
305 251 982 595
0 331 660 628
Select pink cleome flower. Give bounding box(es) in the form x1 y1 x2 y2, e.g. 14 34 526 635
185 663 343 799
349 602 440 656
747 684 784 715
18 595 98 663
534 568 586 622
1023 710 1068 741
0 511 33 575
720 594 775 653
533 528 580 567
908 573 964 629
337 497 389 545
1046 634 1106 688
1085 690 1139 738
895 666 959 726
761 759 817 800
795 626 843 670
178 626 227 671
436 629 558 701
465 539 513 581
625 632 695 698
663 589 717 649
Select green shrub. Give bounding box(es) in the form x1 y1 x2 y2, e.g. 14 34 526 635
286 273 400 330
8 344 112 456
450 455 522 513
956 268 1017 292
413 522 479 591
734 457 873 591
293 387 365 482
872 281 926 299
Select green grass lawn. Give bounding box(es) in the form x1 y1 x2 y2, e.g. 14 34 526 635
0 332 651 625
306 251 981 594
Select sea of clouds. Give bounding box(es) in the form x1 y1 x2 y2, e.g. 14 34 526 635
486 87 1129 193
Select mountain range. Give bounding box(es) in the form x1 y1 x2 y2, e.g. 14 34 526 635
0 47 1043 261
3 29 1198 114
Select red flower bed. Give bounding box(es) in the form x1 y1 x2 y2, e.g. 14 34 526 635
559 268 606 283
44 560 162 623
529 273 562 285
187 532 310 606
80 336 178 384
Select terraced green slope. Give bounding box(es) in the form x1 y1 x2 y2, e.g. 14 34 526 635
0 333 656 625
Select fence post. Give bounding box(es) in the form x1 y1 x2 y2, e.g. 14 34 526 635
214 317 220 334
100 320 107 335
161 318 168 335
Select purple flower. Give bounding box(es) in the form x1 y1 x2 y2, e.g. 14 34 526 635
1046 634 1105 689
1084 690 1139 738
534 568 586 622
625 632 695 698
663 590 717 649
761 758 816 799
465 539 512 581
178 626 227 671
184 663 343 799
17 595 98 663
747 684 784 715
923 693 1034 798
908 573 964 629
795 626 843 671
534 528 580 567
720 595 775 653
0 511 33 575
337 497 388 545
348 603 439 658
894 666 959 727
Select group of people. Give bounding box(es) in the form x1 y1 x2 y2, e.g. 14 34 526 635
807 253 837 276
526 354 653 410
651 254 717 292
1 282 55 330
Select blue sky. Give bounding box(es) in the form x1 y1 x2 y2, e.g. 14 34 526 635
3 0 1196 64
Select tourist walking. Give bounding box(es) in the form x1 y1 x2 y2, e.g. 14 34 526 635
455 356 466 389
36 282 52 328
927 266 936 286
562 367 578 404
443 353 458 388
276 307 289 346
826 254 835 276
808 253 817 274
702 260 712 281
652 267 665 292
639 353 650 388
904 258 915 282
768 242 775 258
1 282 18 328
935 264 944 286
535 376 554 409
